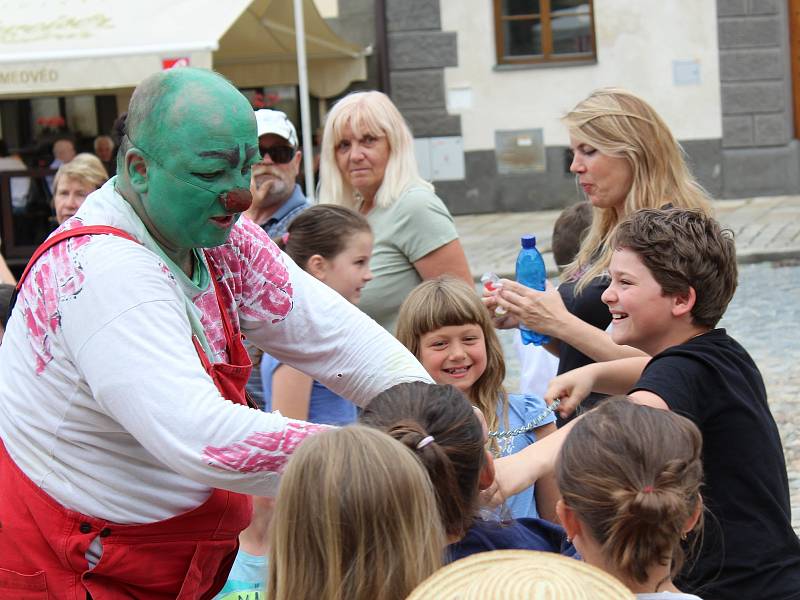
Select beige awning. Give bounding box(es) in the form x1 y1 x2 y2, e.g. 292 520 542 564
0 0 367 99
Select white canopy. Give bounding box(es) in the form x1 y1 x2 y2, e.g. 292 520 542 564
0 0 367 98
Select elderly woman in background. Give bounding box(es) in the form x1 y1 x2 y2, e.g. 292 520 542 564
52 152 109 225
490 89 713 406
319 91 472 332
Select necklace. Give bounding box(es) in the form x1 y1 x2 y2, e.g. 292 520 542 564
488 400 561 457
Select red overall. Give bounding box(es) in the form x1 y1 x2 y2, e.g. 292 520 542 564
0 226 254 599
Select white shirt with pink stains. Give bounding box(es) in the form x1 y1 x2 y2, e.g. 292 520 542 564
0 179 431 524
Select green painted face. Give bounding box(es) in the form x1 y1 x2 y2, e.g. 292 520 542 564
137 74 260 250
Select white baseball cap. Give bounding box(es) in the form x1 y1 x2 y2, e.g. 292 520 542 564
254 109 298 148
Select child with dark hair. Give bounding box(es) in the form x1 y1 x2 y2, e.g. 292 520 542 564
218 204 374 599
494 207 800 599
262 204 373 426
556 397 704 598
361 382 574 562
551 201 593 271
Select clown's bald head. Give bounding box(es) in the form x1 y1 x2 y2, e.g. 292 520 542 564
119 68 255 168
116 68 259 262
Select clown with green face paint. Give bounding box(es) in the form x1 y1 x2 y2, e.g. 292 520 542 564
0 68 432 600
120 69 260 272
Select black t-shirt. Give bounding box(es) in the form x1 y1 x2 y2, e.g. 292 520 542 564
557 274 611 375
633 329 800 600
556 275 610 424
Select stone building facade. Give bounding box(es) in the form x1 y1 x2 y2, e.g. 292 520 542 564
718 0 799 196
327 0 800 214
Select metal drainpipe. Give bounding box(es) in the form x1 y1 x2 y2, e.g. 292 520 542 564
375 0 391 95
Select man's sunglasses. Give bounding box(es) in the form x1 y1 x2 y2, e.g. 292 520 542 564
259 145 295 164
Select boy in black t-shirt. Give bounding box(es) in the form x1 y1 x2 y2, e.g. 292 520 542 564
494 208 800 600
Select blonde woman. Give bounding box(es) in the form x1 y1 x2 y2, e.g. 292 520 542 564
318 91 472 332
52 152 109 225
267 425 444 600
491 89 712 398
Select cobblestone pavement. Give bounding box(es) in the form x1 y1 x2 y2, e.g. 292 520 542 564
719 260 800 533
495 260 800 533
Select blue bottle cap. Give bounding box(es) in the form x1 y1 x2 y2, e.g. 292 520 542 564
520 234 536 249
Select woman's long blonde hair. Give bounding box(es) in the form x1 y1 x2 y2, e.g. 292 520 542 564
267 426 444 600
562 88 712 291
395 277 508 437
318 90 432 210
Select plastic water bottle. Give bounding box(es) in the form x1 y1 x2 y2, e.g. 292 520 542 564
516 234 550 346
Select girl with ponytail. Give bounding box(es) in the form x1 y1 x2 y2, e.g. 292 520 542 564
555 397 704 598
361 382 575 562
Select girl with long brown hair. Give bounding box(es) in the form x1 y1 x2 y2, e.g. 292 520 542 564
361 382 574 563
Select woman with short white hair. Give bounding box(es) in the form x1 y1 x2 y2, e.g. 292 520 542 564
52 153 109 225
319 91 472 332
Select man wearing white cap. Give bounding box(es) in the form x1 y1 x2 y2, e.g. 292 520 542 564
244 109 310 238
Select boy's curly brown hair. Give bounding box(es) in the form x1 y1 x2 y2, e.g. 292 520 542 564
611 207 737 328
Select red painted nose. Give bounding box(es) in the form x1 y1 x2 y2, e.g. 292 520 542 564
219 188 252 212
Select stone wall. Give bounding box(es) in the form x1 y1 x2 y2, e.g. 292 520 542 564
385 0 461 137
718 0 800 196
324 0 379 92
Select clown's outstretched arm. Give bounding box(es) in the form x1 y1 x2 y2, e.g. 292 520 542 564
239 234 432 407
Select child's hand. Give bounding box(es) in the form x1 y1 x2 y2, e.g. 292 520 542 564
544 368 595 418
487 451 538 505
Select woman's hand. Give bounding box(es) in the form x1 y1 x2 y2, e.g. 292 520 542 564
481 295 520 329
495 280 569 337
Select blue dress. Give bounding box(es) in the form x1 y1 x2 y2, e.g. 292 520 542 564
494 393 556 519
260 353 357 426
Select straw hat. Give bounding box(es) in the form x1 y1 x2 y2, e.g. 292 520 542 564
407 550 635 600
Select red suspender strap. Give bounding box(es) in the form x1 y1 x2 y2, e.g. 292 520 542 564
16 226 140 292
8 226 140 321
205 251 238 348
